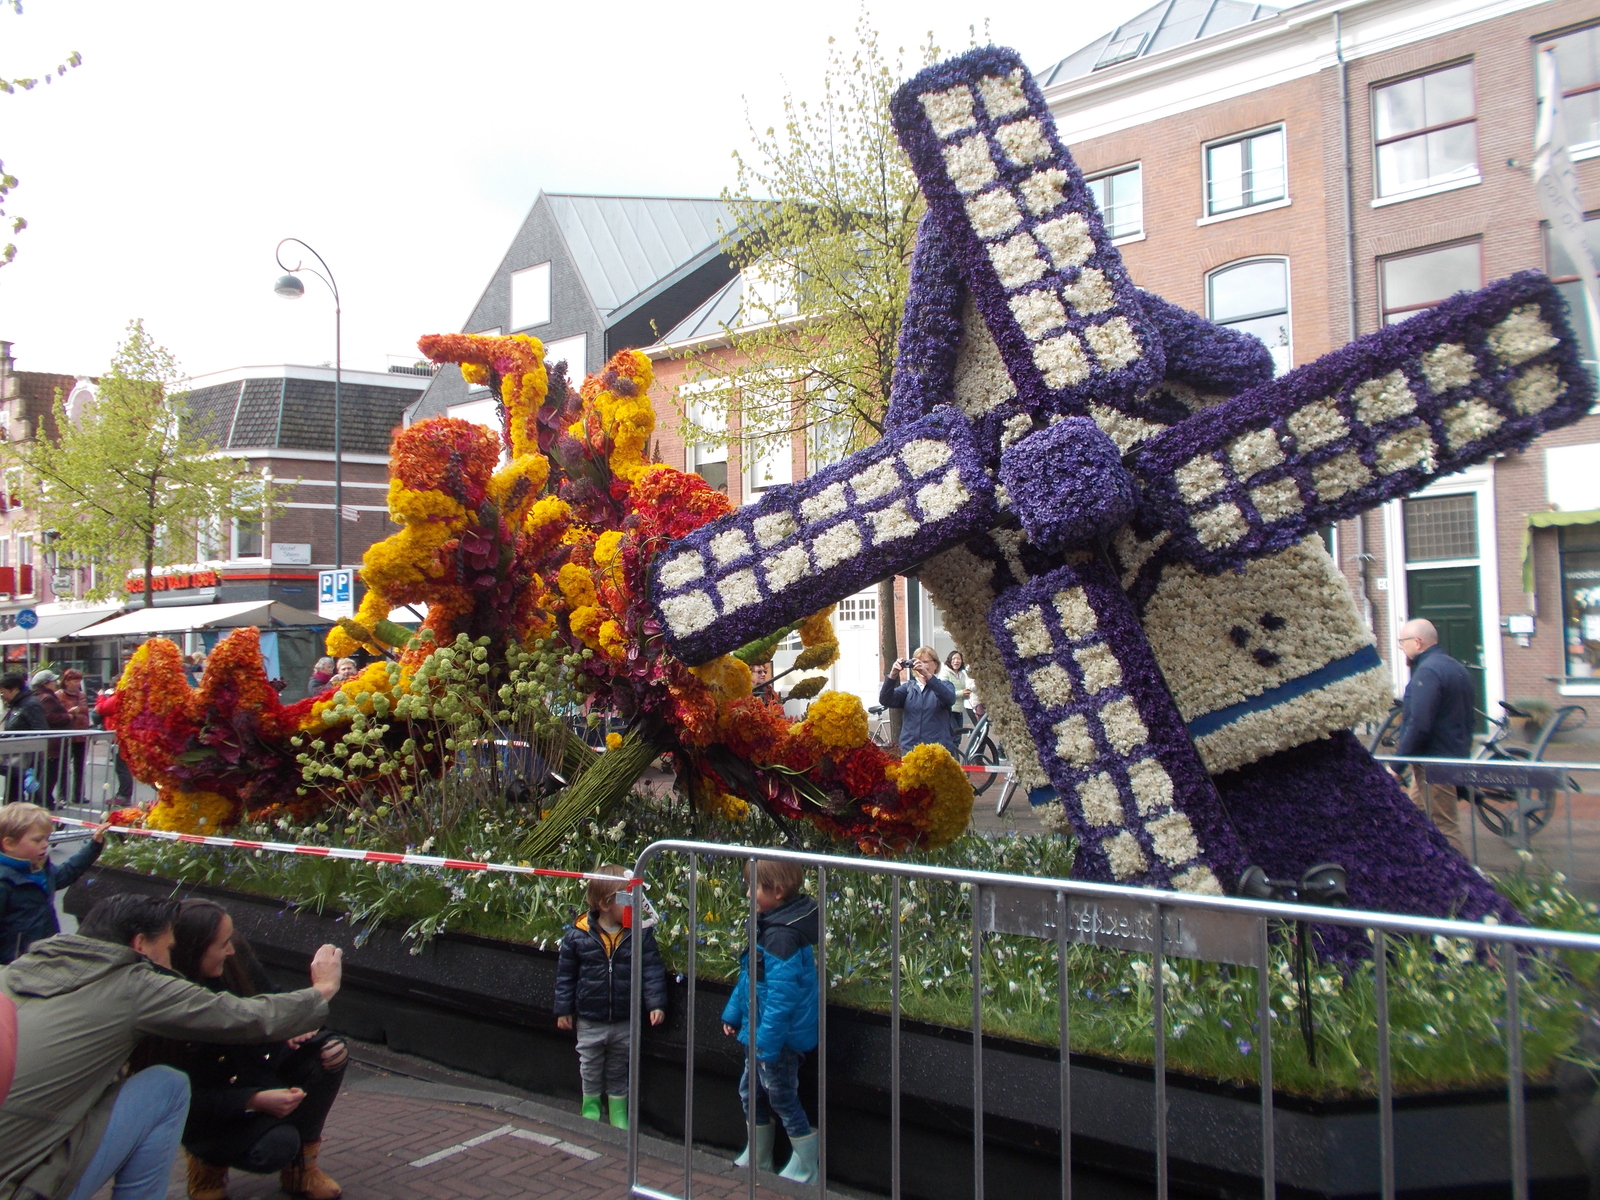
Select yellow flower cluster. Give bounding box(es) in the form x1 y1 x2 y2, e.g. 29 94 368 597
802 690 869 750
310 660 403 724
890 744 973 849
488 455 551 528
690 655 753 702
708 791 751 821
572 350 656 482
498 335 548 459
146 789 238 834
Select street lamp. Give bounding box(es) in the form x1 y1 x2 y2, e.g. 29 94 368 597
273 238 343 569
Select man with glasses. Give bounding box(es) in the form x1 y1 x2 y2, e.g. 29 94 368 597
1394 618 1474 847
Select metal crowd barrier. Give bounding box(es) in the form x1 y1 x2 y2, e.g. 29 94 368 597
624 840 1600 1200
1373 753 1599 875
0 728 130 810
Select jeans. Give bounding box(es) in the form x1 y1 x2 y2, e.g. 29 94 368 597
66 1065 190 1200
737 1048 810 1138
574 1017 630 1097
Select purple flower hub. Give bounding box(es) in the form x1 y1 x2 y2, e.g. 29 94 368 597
649 406 999 664
890 46 1165 413
985 558 1245 893
1000 417 1136 552
1217 732 1522 953
1130 272 1595 573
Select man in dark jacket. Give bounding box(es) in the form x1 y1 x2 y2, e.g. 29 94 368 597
1395 618 1475 846
552 866 667 1129
1 671 47 807
29 672 71 810
879 645 959 756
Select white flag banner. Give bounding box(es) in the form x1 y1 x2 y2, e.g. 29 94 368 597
1535 45 1600 353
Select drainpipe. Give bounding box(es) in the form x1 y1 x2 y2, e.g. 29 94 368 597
1336 10 1378 635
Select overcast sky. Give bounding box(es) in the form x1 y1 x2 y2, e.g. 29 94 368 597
0 2 1149 380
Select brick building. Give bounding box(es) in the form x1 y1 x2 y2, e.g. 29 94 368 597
0 347 428 691
1041 0 1600 719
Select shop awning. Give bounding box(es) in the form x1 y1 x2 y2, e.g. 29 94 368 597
70 601 333 640
1522 510 1600 592
0 606 123 646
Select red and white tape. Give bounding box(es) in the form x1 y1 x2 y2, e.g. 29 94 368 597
50 815 638 888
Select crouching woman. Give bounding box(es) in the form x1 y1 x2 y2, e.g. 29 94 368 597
146 899 347 1200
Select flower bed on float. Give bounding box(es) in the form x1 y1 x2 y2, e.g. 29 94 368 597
99 810 1600 1101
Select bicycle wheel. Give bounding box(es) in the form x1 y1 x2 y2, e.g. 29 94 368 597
969 737 1002 797
1472 788 1520 839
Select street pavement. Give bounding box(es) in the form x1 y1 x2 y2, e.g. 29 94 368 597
92 1044 814 1200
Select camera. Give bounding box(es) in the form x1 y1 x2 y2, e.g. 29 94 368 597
896 658 913 671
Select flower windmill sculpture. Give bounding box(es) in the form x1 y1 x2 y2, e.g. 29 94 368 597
648 46 1594 928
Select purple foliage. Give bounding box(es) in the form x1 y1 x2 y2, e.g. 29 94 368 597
887 214 965 430
984 559 1248 889
1000 418 1135 551
1217 732 1521 955
1130 272 1596 573
889 46 1165 410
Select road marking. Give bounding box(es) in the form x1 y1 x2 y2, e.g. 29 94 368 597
409 1123 601 1168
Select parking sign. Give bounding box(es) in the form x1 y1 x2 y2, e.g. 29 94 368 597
318 570 354 620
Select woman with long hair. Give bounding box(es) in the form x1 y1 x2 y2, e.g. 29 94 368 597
153 899 346 1200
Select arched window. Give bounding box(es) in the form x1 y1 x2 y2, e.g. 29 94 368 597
1206 258 1291 376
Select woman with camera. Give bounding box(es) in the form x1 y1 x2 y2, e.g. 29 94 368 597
878 646 959 756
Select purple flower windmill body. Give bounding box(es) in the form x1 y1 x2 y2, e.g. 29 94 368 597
649 45 1595 926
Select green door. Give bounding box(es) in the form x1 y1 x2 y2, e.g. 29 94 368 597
1406 565 1487 729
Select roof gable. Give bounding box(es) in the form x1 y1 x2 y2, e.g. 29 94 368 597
544 194 737 317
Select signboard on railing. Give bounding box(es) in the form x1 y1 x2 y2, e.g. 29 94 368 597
1417 762 1578 792
977 884 1261 966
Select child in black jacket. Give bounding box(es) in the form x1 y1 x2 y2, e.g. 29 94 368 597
0 803 105 964
553 865 667 1128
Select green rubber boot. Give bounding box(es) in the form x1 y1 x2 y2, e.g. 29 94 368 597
733 1123 774 1171
581 1095 603 1121
778 1132 819 1185
608 1095 629 1129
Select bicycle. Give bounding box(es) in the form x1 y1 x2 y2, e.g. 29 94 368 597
1468 700 1587 844
867 705 894 749
958 711 1004 798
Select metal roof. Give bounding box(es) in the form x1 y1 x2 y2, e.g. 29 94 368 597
656 273 747 345
1035 0 1279 87
544 194 739 317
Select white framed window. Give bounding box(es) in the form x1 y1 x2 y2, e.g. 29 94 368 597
543 333 587 388
18 536 32 568
1087 164 1143 240
747 435 793 494
1379 241 1482 325
1548 25 1600 157
197 517 223 561
837 593 877 624
1204 127 1285 216
233 518 264 559
1207 258 1292 375
683 393 728 492
1373 62 1478 199
510 263 551 330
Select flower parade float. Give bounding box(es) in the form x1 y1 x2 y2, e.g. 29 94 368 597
110 333 974 856
91 44 1600 1196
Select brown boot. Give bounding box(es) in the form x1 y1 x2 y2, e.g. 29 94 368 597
279 1141 342 1200
185 1151 229 1200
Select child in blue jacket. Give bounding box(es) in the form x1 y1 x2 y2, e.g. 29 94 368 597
722 860 819 1185
0 803 106 963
